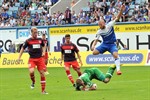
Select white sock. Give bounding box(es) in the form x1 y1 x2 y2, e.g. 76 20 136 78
115 58 120 71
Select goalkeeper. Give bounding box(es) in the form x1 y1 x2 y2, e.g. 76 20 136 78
75 65 116 91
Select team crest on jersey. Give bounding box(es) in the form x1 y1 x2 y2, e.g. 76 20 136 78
71 46 73 49
39 40 41 43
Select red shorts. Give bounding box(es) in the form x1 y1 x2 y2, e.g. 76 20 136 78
43 52 48 59
64 60 80 69
28 57 46 71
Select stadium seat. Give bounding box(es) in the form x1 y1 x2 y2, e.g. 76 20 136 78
19 0 25 2
37 10 43 13
13 7 18 11
82 7 90 12
31 10 36 15
135 0 141 5
106 2 110 6
128 10 134 17
15 3 20 7
129 5 135 9
7 11 13 16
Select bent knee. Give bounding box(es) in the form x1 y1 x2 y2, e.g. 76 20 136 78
92 50 100 55
103 78 110 83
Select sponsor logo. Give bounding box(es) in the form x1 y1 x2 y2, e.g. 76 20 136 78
86 53 143 64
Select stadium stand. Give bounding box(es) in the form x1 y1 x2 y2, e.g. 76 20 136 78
0 0 149 27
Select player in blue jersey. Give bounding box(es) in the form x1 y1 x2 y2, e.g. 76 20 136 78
91 4 125 75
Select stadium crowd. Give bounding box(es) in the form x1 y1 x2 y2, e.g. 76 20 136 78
0 0 149 27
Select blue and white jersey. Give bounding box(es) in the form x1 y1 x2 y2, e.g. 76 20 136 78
95 20 117 44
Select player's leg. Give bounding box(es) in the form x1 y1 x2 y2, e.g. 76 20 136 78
72 61 82 77
37 57 48 94
109 44 122 75
93 43 107 55
28 58 36 89
64 62 75 86
93 68 106 82
113 52 122 75
104 64 116 83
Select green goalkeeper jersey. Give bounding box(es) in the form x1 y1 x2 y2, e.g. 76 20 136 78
79 68 105 87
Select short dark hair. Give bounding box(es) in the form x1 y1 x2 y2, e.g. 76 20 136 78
75 79 84 91
42 34 46 36
65 34 70 38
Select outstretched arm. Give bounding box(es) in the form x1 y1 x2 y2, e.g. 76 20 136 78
115 4 125 21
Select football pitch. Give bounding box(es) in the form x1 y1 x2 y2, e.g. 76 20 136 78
0 66 150 100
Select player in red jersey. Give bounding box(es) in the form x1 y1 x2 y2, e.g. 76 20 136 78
60 34 83 87
42 33 50 75
18 27 48 94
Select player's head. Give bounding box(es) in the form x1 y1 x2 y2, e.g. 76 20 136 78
98 19 105 29
31 27 38 39
42 33 46 40
65 34 71 43
75 79 85 91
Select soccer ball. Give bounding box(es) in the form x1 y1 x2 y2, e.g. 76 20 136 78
93 84 97 89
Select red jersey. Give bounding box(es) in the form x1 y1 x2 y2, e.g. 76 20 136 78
61 42 79 62
23 38 45 58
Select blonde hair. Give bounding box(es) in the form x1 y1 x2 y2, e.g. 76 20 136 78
31 27 38 33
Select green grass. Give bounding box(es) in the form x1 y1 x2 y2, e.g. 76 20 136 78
0 66 150 100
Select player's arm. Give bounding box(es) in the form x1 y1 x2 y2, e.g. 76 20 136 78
91 39 98 51
91 31 100 51
18 40 27 61
41 40 46 56
76 52 83 66
18 47 24 60
47 41 51 55
74 44 83 66
60 46 64 66
115 4 125 22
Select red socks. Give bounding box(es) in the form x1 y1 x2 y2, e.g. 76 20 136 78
41 76 46 92
66 70 74 84
30 73 35 84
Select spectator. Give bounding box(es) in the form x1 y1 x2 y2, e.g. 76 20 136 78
140 6 148 15
21 9 27 17
1 10 9 20
130 15 137 22
108 3 116 14
45 0 52 9
2 1 9 10
65 7 71 24
148 5 150 20
115 0 122 10
29 5 35 11
51 0 58 5
121 2 129 22
8 42 16 53
101 0 108 15
9 16 16 26
104 12 112 23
